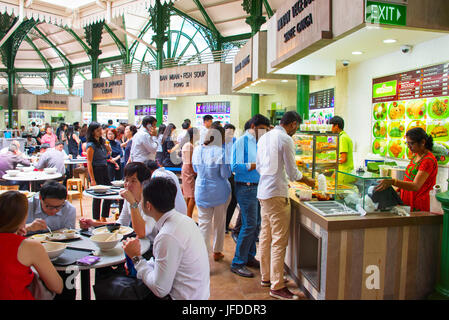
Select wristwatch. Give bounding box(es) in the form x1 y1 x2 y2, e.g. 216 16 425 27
132 255 142 265
130 201 139 209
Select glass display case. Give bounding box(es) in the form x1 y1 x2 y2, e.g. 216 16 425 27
335 170 392 213
293 132 339 188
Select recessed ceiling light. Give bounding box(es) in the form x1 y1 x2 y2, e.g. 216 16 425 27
383 39 397 44
281 80 288 83
352 51 363 55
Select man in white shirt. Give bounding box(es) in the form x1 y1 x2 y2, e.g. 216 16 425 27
256 111 315 300
123 177 210 300
29 122 40 138
199 114 213 145
129 116 159 163
144 160 187 215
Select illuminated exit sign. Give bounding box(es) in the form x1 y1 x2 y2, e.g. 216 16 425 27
365 1 407 26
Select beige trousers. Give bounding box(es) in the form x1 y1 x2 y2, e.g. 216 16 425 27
197 195 231 254
259 197 291 291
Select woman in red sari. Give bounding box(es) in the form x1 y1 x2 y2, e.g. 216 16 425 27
376 127 438 212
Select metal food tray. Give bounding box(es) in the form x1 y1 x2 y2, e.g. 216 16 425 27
303 201 360 217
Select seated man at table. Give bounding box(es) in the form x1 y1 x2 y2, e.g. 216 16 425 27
144 160 187 215
80 162 157 247
0 143 31 190
23 180 76 300
96 177 210 300
34 142 66 176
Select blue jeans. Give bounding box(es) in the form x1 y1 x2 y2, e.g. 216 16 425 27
231 183 260 268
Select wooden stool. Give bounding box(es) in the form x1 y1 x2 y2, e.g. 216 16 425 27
66 178 83 217
0 185 20 191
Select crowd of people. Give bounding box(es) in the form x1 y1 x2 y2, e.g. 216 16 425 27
1 108 441 301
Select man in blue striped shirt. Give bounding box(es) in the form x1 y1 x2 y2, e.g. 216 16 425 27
230 114 271 278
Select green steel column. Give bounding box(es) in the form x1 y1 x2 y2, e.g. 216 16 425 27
297 75 310 120
150 0 170 126
7 69 14 129
85 21 104 123
251 93 260 116
429 192 449 299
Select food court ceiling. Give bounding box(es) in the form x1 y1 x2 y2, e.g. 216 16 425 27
0 0 286 71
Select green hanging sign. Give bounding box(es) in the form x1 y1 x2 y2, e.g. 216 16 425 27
365 1 407 27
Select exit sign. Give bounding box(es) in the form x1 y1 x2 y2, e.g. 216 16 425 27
365 1 407 26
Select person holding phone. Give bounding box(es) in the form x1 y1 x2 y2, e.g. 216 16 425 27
129 116 159 163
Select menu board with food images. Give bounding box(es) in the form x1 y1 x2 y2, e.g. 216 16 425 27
372 62 449 165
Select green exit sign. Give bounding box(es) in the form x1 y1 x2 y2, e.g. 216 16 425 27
365 1 407 26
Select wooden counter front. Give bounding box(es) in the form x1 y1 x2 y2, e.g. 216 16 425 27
285 190 443 300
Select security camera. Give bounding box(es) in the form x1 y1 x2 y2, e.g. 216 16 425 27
342 60 350 67
401 45 412 54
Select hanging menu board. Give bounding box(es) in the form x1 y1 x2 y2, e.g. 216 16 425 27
371 62 449 165
195 101 231 126
309 88 334 123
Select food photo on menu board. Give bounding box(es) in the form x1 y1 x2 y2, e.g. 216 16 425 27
372 62 449 165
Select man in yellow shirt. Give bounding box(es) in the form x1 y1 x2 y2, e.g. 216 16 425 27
330 116 354 184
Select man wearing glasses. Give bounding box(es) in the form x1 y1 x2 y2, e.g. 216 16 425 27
24 180 76 234
22 180 76 300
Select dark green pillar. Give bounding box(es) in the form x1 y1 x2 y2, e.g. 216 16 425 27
429 192 449 299
297 75 310 120
150 0 170 126
251 93 260 116
7 69 14 129
85 21 104 123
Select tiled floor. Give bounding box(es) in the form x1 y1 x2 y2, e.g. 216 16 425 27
71 195 306 300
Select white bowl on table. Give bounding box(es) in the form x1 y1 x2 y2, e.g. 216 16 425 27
111 180 124 188
90 233 124 251
42 242 67 260
44 167 58 174
6 170 20 177
89 185 110 194
21 166 34 172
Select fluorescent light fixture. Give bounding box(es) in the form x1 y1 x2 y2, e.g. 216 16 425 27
261 79 267 82
281 80 289 83
383 39 397 44
352 51 363 55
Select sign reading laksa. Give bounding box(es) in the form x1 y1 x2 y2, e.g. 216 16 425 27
37 95 68 110
272 0 332 69
159 64 208 97
92 75 125 101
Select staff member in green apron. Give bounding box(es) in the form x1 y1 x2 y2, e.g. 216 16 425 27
330 116 354 184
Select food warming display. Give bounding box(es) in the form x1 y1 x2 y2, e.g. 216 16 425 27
292 132 339 200
372 62 449 165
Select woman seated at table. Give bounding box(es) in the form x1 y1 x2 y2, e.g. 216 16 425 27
376 128 438 212
0 191 63 300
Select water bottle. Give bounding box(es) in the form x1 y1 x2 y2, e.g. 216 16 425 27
430 185 443 215
317 174 327 193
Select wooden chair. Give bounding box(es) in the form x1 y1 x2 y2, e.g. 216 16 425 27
66 178 83 217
